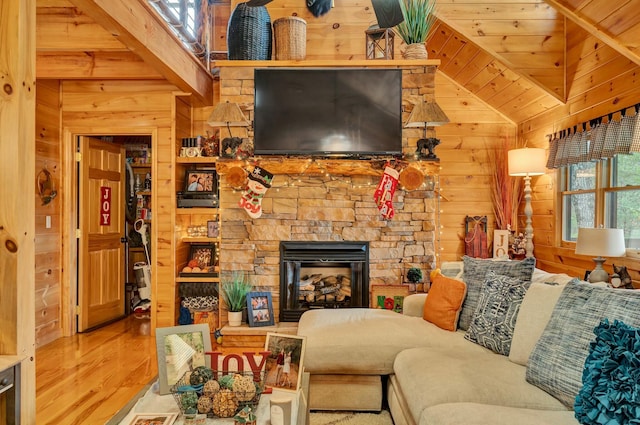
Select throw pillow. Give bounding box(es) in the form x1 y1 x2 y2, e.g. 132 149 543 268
464 270 531 355
459 256 536 331
574 319 640 425
423 274 467 331
526 281 640 408
509 281 566 366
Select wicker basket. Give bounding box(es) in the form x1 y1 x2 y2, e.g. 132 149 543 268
273 17 307 60
227 2 272 60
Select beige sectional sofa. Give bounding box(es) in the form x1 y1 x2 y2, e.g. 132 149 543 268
297 264 640 425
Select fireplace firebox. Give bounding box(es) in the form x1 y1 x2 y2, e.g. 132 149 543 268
279 241 369 322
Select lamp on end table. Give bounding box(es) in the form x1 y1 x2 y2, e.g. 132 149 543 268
508 147 546 258
575 228 626 283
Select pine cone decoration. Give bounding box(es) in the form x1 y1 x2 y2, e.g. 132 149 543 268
212 389 239 417
197 395 213 414
203 379 221 397
232 374 257 402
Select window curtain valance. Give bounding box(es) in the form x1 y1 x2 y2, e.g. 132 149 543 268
546 104 640 169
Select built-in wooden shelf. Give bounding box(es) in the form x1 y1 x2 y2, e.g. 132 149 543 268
181 236 221 243
176 208 219 215
176 157 218 164
176 276 220 283
211 59 441 68
130 163 151 168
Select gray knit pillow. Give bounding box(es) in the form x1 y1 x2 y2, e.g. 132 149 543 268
459 256 536 331
526 281 640 408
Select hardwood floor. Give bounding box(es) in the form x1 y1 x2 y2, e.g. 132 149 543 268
35 315 157 425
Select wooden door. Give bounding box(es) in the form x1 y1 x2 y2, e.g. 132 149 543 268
78 137 126 331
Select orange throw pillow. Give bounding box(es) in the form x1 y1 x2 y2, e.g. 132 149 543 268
423 275 467 331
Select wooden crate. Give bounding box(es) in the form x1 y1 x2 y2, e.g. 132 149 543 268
370 284 410 313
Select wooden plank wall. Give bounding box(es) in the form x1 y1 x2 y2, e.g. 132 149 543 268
35 80 63 347
518 21 640 285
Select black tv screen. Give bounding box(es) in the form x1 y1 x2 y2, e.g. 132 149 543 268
253 68 403 156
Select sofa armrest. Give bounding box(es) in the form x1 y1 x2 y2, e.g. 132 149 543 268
403 293 428 317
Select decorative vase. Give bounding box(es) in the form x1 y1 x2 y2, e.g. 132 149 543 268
228 311 242 327
402 42 428 59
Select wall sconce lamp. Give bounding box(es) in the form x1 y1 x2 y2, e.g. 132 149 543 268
207 101 250 147
508 147 547 258
405 100 450 160
575 228 626 283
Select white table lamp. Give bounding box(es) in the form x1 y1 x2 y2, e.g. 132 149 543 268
508 147 547 258
575 228 626 283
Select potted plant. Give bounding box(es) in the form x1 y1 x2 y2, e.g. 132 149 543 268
406 267 423 292
394 0 437 59
221 271 253 326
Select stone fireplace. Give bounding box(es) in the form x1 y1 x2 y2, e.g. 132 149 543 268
279 241 369 321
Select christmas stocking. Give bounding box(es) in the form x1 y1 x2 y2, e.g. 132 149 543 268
374 166 399 219
239 166 274 219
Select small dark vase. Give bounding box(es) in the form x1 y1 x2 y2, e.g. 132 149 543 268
227 2 272 60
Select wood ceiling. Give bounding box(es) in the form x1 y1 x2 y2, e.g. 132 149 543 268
35 0 640 121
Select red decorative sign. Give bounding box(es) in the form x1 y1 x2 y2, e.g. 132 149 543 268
100 186 111 226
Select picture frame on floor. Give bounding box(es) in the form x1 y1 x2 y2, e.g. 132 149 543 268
247 291 275 327
264 333 306 393
126 413 178 425
155 324 212 395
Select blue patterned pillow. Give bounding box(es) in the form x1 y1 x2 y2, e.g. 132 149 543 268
526 281 640 408
574 319 640 425
464 270 531 355
459 256 536 331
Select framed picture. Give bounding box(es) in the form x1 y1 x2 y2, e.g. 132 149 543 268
183 169 217 194
155 324 212 395
207 220 219 238
264 333 306 393
370 284 409 313
126 413 178 425
188 243 216 269
247 292 275 327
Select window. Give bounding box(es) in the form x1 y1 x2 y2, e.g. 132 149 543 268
148 0 208 60
561 152 640 249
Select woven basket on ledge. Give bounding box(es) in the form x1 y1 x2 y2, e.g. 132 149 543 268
227 2 272 60
273 16 307 60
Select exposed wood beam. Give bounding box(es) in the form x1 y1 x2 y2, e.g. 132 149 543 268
68 0 213 105
37 51 164 79
544 0 640 67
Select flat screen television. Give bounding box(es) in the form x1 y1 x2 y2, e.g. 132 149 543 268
253 68 403 157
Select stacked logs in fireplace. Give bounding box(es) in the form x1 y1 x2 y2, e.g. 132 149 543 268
298 273 351 305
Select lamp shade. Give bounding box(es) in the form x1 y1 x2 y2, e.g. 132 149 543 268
405 101 450 127
575 228 626 257
207 101 250 127
508 148 547 176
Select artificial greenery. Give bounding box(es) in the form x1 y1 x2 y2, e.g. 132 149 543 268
407 267 423 283
394 0 437 45
220 271 253 312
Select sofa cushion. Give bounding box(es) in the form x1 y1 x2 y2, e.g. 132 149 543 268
459 256 536 330
423 274 467 331
297 308 475 375
509 281 566 366
392 346 567 422
464 270 531 355
574 319 640 425
526 281 640 408
419 403 577 425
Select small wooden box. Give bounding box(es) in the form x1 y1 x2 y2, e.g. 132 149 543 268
370 284 410 313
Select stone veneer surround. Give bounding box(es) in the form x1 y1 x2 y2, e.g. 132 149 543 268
216 64 439 319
